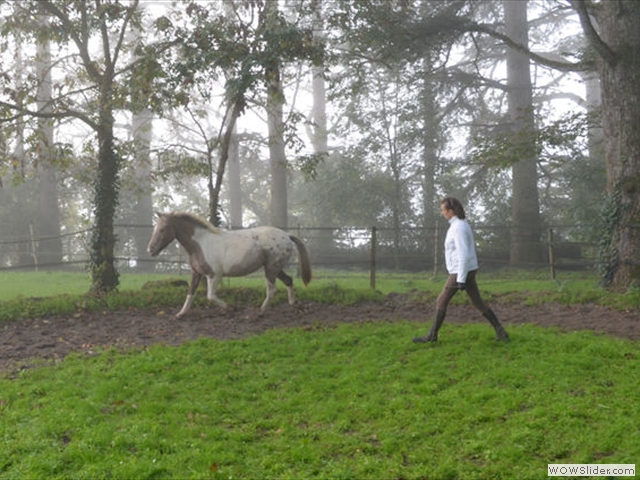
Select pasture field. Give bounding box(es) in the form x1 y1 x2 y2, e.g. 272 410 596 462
0 268 638 312
1 269 639 479
1 321 639 479
0 268 604 302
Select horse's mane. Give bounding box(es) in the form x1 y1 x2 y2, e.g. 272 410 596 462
171 212 221 234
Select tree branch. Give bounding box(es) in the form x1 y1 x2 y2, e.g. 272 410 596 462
38 0 103 81
111 0 140 68
410 14 594 73
0 100 98 130
469 22 594 72
569 0 617 65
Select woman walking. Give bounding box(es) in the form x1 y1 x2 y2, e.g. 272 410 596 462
413 197 509 343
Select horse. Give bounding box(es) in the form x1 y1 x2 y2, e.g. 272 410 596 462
146 212 312 317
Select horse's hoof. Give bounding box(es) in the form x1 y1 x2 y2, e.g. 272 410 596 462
291 303 308 313
221 305 237 316
412 335 437 343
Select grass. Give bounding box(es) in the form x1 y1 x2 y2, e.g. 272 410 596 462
0 269 639 478
1 322 639 479
1 269 639 322
0 271 183 301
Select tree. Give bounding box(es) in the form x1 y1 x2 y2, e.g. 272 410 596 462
1 0 151 292
569 0 640 289
129 21 154 271
301 0 336 253
47 0 140 292
264 0 288 229
504 0 542 265
35 12 63 268
154 0 321 227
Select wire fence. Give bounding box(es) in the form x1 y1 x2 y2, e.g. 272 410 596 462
0 221 616 288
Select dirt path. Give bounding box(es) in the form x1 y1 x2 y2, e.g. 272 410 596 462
2 295 639 373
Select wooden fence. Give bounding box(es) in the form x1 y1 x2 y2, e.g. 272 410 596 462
0 223 617 289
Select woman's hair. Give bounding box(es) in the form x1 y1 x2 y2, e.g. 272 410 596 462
441 197 466 219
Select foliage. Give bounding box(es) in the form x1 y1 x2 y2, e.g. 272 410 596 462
0 0 631 294
0 0 154 294
1 322 639 478
146 0 325 225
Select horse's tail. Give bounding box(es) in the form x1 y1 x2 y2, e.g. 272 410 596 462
290 235 312 286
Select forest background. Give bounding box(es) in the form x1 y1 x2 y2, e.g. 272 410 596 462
0 0 639 294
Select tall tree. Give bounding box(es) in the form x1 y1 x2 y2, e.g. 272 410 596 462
155 0 321 227
3 25 34 267
35 12 63 268
223 0 242 229
130 107 154 269
13 0 145 292
131 7 156 268
226 126 242 228
504 0 542 265
264 0 288 229
572 0 640 289
308 0 333 253
420 52 439 236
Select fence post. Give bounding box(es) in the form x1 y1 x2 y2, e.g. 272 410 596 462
370 226 377 290
29 223 39 272
548 228 556 281
297 224 302 278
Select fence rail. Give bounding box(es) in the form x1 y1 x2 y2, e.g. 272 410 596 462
1 222 623 288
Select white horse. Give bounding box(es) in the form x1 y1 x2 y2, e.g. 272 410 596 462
147 212 312 317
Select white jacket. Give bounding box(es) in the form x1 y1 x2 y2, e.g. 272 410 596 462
444 216 479 283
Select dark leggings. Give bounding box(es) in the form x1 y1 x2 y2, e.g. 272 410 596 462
436 270 489 314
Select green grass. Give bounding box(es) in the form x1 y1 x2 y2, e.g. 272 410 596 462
1 269 639 323
0 271 187 301
1 270 639 478
1 322 639 479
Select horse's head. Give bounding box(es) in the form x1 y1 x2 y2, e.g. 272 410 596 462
147 212 177 256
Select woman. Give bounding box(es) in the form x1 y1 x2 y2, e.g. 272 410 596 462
413 197 509 343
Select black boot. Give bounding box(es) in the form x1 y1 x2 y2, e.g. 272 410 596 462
413 310 446 343
483 308 510 342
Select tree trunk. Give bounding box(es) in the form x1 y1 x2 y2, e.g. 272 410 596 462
504 0 542 266
90 94 120 293
222 0 242 229
265 0 288 229
421 53 438 236
132 107 154 271
310 0 333 253
226 126 242 228
592 0 640 289
11 32 34 268
209 99 243 227
35 16 63 268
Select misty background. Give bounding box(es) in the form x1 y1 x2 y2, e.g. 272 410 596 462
0 1 615 289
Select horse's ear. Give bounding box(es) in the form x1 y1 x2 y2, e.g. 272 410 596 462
155 211 165 217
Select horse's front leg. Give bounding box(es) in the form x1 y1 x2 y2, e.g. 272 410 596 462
206 274 228 309
176 270 202 318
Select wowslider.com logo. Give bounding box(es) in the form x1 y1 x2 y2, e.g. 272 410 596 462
548 464 635 477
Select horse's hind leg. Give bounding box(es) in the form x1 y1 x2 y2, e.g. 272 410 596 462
206 274 228 309
277 271 295 305
261 278 277 311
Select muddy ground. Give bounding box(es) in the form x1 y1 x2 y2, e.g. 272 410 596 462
2 294 639 373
